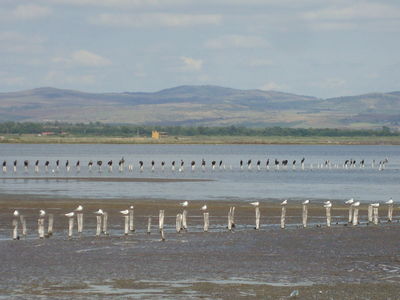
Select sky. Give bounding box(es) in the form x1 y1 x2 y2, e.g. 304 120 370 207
0 0 399 98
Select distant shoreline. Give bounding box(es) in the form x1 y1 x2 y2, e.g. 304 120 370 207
1 134 400 145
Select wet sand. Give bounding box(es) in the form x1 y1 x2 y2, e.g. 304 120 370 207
1 194 400 299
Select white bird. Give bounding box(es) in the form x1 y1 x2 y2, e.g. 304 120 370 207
281 199 288 205
324 200 331 205
129 205 134 209
13 210 19 217
345 198 354 205
302 199 310 205
74 205 83 212
39 209 46 217
352 201 360 207
65 212 75 217
250 201 260 207
180 201 189 207
94 209 104 215
324 202 332 208
200 204 208 211
371 203 380 207
120 209 129 215
386 198 393 204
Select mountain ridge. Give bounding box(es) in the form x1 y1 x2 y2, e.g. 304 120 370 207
0 86 399 129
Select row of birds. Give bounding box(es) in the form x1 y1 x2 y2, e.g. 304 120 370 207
1 157 389 173
251 197 393 208
12 198 394 219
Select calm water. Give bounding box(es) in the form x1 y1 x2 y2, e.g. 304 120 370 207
0 144 398 202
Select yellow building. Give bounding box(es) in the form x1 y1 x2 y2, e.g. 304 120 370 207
151 130 160 139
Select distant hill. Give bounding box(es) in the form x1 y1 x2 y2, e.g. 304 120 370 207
0 85 399 128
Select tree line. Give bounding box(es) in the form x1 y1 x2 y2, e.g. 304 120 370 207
0 122 397 137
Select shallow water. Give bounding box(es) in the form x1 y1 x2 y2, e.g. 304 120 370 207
0 144 398 202
1 144 400 298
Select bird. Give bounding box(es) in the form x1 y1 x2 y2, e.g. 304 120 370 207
39 210 46 217
323 201 332 208
201 204 207 211
250 201 260 207
120 210 129 215
74 205 83 212
13 210 19 217
94 209 104 215
371 203 380 207
65 212 75 217
281 199 288 205
201 159 206 170
88 160 93 171
352 201 360 207
130 205 134 209
345 198 354 205
302 199 310 205
386 198 393 204
289 290 299 298
180 201 189 207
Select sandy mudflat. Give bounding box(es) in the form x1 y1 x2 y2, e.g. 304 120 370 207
0 194 400 299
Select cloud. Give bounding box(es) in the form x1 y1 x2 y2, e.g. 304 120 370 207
41 0 349 8
40 0 291 8
302 3 400 21
0 31 45 53
205 35 268 49
301 3 400 31
260 81 288 91
11 4 52 20
248 58 274 67
89 13 221 27
53 50 112 67
180 56 203 71
40 0 187 7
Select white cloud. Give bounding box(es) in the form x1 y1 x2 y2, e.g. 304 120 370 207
53 50 112 67
303 3 400 21
298 3 400 31
180 56 203 71
89 13 221 27
260 81 288 91
12 5 52 20
0 31 44 53
205 35 268 49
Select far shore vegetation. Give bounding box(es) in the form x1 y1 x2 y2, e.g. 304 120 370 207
0 122 399 145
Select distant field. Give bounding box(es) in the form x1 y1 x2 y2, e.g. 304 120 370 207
1 134 400 145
